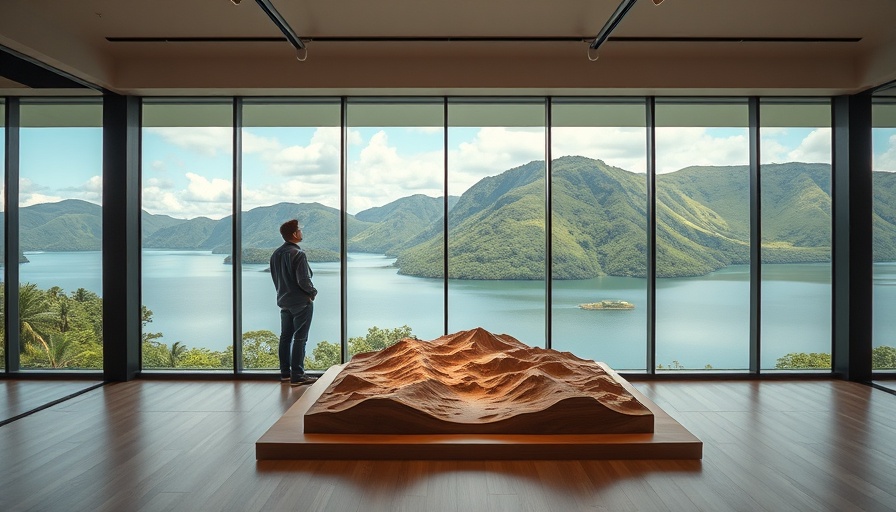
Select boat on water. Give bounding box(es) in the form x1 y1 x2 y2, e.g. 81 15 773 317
579 300 635 310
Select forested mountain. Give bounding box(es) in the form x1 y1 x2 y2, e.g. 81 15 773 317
397 156 840 278
148 202 366 261
18 199 102 251
11 156 896 278
350 194 458 254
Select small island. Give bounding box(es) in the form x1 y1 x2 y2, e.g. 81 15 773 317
579 300 635 310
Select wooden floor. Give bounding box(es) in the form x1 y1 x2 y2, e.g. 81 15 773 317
873 380 896 393
0 379 894 512
0 380 102 424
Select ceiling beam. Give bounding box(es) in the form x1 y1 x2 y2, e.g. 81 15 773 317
0 44 99 90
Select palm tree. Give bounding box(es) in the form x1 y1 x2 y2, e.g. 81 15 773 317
168 341 187 367
72 288 95 302
26 332 88 368
53 295 73 333
17 283 56 351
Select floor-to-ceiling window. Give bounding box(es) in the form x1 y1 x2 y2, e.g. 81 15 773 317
0 94 885 377
873 96 896 372
141 101 233 370
0 100 5 369
346 99 445 357
241 100 342 371
760 100 833 370
445 99 547 347
654 100 750 371
550 99 648 370
17 100 103 370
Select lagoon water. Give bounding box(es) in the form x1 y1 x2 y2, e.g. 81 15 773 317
16 250 892 371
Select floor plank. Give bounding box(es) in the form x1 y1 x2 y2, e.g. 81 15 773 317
0 379 102 423
0 380 894 512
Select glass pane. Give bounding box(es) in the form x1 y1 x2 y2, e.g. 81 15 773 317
18 101 104 370
346 100 445 358
240 101 342 372
655 101 750 371
0 101 4 369
550 100 648 370
760 101 832 370
873 99 896 372
141 102 233 370
446 100 546 347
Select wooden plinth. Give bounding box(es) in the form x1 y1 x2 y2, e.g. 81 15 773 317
256 365 702 460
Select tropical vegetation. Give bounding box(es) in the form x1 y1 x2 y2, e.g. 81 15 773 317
774 346 896 369
0 283 104 368
2 281 896 372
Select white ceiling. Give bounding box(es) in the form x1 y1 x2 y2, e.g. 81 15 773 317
1 0 895 97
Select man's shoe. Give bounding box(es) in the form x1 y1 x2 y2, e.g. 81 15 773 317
290 375 318 387
280 375 291 382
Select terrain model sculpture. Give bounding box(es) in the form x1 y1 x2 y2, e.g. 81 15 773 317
304 327 654 435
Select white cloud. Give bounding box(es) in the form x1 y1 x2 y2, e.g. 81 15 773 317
346 130 444 213
20 193 64 207
655 128 749 173
141 173 232 219
141 186 190 218
787 128 832 164
183 172 232 203
552 127 647 173
19 178 62 207
237 128 343 211
449 127 545 191
85 175 103 196
242 178 339 212
874 133 896 172
150 160 167 172
147 127 232 157
761 127 787 136
145 177 174 190
759 137 790 164
143 124 834 218
58 175 102 203
242 131 283 155
267 128 340 178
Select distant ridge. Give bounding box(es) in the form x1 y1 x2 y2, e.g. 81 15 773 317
11 157 896 278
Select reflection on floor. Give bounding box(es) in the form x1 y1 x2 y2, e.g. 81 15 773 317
0 380 104 424
872 380 896 394
3 380 894 511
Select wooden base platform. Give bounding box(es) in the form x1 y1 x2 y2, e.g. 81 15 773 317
256 365 702 460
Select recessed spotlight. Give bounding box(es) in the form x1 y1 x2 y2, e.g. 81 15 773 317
231 0 242 5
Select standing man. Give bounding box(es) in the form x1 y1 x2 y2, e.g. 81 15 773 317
270 219 318 386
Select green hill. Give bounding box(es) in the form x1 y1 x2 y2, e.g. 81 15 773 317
350 194 454 255
872 171 896 261
143 216 218 250
142 211 188 237
13 159 896 278
19 199 103 251
148 202 368 262
395 157 844 279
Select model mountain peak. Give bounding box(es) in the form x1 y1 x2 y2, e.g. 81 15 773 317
304 327 654 435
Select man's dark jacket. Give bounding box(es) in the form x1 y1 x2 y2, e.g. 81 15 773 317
270 242 317 308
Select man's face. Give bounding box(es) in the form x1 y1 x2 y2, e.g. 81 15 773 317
294 227 303 242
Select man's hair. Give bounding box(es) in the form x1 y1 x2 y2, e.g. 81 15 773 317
279 219 299 241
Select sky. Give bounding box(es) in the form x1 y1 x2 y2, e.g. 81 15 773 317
3 122 896 220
